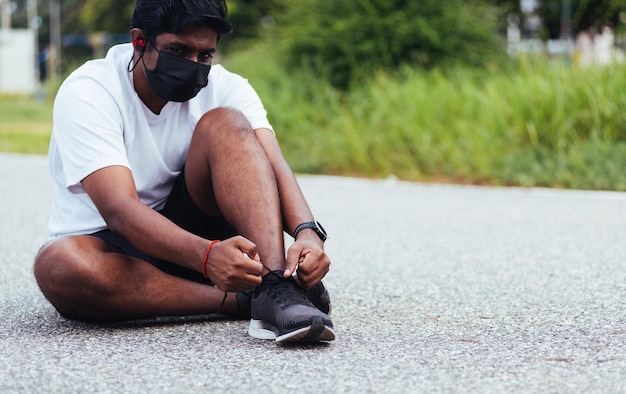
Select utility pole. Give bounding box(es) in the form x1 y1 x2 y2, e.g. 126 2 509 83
1 0 11 29
49 0 61 82
561 0 572 63
27 0 39 83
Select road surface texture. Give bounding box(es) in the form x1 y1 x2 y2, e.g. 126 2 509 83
1 153 625 393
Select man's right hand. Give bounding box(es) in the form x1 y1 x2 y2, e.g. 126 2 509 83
204 236 264 292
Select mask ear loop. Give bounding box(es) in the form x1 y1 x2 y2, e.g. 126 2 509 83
128 39 146 72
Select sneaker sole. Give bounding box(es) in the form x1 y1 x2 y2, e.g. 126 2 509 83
248 317 336 344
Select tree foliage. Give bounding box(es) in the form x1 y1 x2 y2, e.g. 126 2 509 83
225 0 277 41
77 0 135 33
6 0 626 82
540 0 626 38
270 0 506 88
7 0 626 40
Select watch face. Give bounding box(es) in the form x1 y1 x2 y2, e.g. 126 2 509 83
315 221 328 240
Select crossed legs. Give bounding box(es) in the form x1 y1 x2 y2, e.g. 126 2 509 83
34 108 286 321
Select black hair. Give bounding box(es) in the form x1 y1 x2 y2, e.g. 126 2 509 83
131 0 232 45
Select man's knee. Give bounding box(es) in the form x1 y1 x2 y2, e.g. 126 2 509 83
189 107 265 170
196 107 254 141
200 107 249 126
33 237 109 320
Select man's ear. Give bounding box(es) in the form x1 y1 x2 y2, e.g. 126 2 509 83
130 29 147 53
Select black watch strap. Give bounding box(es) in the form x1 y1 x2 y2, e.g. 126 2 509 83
293 221 328 241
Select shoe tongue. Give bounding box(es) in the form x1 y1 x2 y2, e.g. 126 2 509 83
262 270 286 284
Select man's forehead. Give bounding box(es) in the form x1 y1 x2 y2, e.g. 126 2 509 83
153 33 214 50
159 26 218 40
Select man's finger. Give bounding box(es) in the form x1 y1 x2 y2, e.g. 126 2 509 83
242 252 264 275
283 260 299 278
285 252 308 279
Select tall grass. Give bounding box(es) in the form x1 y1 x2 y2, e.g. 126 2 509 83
223 45 626 191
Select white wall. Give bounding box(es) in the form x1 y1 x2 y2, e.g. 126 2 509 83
0 29 37 94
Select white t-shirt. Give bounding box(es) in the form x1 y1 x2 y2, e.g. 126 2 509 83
47 43 273 239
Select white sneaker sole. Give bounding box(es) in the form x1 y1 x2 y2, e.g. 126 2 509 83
248 317 336 344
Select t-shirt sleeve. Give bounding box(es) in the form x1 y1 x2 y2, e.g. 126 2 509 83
52 75 130 194
213 69 274 133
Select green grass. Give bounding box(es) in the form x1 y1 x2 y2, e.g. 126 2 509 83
222 44 626 191
0 95 53 154
2 45 625 191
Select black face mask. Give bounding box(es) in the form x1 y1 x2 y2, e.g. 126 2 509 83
143 49 211 102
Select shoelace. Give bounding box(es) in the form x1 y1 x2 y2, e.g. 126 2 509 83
216 264 297 316
261 267 311 310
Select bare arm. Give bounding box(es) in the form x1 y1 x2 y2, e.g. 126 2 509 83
81 165 262 291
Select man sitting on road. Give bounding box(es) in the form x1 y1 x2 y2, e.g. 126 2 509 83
33 0 335 344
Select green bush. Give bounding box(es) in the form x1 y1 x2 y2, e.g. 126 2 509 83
272 0 507 89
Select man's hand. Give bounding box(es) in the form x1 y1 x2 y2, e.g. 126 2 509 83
204 236 264 292
285 235 330 288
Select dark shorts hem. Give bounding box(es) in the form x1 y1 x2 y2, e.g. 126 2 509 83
89 169 237 285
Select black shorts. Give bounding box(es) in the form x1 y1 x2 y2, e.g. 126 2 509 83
89 169 238 284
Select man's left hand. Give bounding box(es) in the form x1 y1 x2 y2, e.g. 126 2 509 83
285 236 330 288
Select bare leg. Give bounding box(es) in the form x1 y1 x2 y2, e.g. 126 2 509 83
34 236 238 321
184 108 286 270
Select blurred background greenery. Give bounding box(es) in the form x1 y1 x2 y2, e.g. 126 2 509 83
1 0 626 190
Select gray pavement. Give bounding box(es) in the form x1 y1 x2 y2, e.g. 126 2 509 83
0 152 625 393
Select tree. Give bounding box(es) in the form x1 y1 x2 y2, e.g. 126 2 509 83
226 0 277 39
77 0 135 33
540 0 626 38
272 0 507 89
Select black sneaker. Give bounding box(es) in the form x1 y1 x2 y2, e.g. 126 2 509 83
248 270 335 344
305 281 332 316
236 279 332 319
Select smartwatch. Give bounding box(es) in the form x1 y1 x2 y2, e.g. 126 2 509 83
293 221 328 242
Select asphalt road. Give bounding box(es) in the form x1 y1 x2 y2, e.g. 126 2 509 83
1 153 625 393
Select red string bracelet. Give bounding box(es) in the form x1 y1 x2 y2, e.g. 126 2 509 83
201 240 220 278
